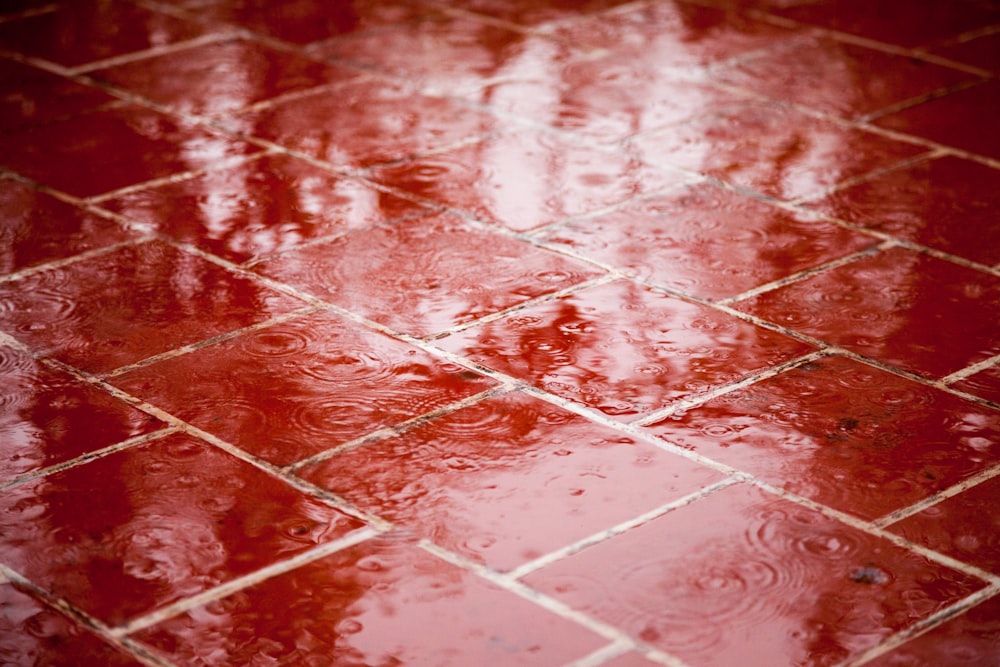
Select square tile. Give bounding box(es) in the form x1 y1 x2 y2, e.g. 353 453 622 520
465 58 752 143
111 310 496 466
540 183 877 301
0 345 162 482
0 1 214 68
133 538 606 665
770 0 1000 49
548 1 797 65
874 80 1000 160
256 213 602 337
951 364 1000 406
930 30 1000 74
0 433 367 625
864 594 1000 667
300 391 723 571
227 79 501 168
731 247 1000 378
629 102 926 201
97 153 427 264
438 280 814 419
887 475 1000 575
368 131 683 232
0 240 302 374
0 584 145 666
803 156 1000 266
0 58 113 131
0 105 261 198
645 355 1000 520
524 483 986 666
0 180 135 274
711 36 975 120
89 38 360 117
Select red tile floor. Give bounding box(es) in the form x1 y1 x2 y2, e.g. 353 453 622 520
1 0 998 665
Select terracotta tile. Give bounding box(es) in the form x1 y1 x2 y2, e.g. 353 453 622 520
875 80 1000 160
446 0 635 26
89 38 359 117
0 58 113 131
0 584 145 666
646 355 1000 520
0 0 53 16
0 105 261 198
190 0 435 44
134 537 605 665
540 183 876 301
0 1 213 68
228 80 501 168
731 247 1000 379
630 102 926 201
368 131 683 232
300 392 723 570
314 14 559 93
438 280 813 419
771 0 1000 49
0 433 367 625
0 180 134 274
467 58 752 143
549 1 798 65
887 476 1000 575
0 240 301 374
112 310 496 466
97 153 426 264
804 156 1000 266
931 30 1000 74
951 364 1000 405
864 594 1000 667
0 346 162 482
601 652 664 667
256 213 601 337
712 36 975 120
524 483 986 666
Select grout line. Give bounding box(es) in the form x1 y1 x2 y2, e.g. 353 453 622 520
111 527 380 638
941 352 1000 384
561 641 633 667
69 31 238 74
787 149 948 206
873 462 1000 529
0 428 178 490
0 238 146 284
507 476 743 580
859 77 991 123
843 585 1000 667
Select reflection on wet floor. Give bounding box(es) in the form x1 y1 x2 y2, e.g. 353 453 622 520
0 0 998 665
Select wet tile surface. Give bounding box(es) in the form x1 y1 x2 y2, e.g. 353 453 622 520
439 279 814 419
112 310 496 466
524 483 986 667
0 433 367 625
646 355 1000 520
301 391 724 571
134 537 606 665
2 1 998 664
540 182 877 300
732 247 1000 379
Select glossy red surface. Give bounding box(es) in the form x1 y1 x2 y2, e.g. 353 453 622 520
630 102 927 201
804 155 1000 266
524 483 986 667
301 391 723 570
439 279 813 419
97 153 426 264
134 537 605 664
0 345 162 482
732 247 1000 379
90 38 360 117
257 213 601 337
112 310 496 466
369 131 682 231
0 105 261 198
646 355 1000 520
0 433 367 625
0 240 301 373
540 182 877 300
1 1 997 664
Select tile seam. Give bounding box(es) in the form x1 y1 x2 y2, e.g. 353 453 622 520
873 462 1000 528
